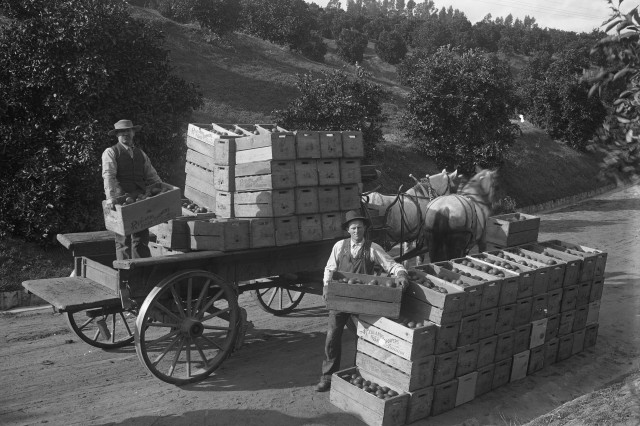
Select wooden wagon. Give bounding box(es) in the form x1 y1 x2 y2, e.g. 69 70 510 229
22 231 338 385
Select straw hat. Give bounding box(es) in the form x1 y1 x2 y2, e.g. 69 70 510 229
108 119 142 136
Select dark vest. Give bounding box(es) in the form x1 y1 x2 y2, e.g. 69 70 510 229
336 238 375 275
113 143 146 194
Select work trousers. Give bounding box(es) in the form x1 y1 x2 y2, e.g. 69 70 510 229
115 229 151 260
321 310 353 379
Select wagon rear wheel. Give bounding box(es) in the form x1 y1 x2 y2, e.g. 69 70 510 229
253 285 305 316
135 270 239 385
66 307 136 349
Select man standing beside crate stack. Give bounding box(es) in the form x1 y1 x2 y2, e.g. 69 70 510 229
315 210 410 392
102 119 163 260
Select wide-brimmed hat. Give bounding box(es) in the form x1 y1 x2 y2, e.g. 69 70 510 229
108 119 142 136
342 209 371 230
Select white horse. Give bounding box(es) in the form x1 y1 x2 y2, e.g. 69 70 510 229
364 169 461 264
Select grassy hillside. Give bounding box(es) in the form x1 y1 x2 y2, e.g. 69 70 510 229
130 7 612 208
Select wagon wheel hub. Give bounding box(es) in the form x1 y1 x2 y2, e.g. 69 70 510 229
181 318 204 337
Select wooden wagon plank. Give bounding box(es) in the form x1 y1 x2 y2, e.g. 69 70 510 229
22 277 120 312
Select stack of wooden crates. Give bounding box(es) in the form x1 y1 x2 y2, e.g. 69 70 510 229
153 123 363 254
330 238 606 425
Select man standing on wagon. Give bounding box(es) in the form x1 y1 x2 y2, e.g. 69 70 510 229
102 119 163 260
315 210 410 392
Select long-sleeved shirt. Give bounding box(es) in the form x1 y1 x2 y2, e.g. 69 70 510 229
323 239 407 286
101 142 162 200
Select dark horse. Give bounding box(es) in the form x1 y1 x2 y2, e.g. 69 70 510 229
424 168 497 262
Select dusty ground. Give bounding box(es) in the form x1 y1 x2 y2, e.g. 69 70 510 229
0 186 639 426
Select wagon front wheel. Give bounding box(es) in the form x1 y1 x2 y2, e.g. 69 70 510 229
253 285 305 316
135 270 239 385
66 307 136 349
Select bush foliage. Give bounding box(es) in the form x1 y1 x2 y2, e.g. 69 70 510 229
0 0 202 242
402 46 520 174
336 28 369 64
375 30 407 65
273 69 386 160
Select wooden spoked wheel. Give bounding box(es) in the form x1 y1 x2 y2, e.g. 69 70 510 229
65 307 136 349
135 270 240 385
253 285 305 316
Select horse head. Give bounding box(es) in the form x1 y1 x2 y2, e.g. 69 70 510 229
460 168 498 208
410 168 461 199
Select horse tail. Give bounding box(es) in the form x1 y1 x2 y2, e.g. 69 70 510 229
428 206 450 262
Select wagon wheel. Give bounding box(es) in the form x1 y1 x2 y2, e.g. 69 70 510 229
65 307 136 349
253 284 305 316
135 270 240 385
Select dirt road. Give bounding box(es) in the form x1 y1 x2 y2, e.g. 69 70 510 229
1 185 639 426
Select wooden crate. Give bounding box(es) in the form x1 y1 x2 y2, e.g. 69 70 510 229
492 358 512 389
576 280 592 307
405 269 467 312
432 321 460 355
340 158 362 184
527 345 545 375
274 216 300 246
185 172 216 202
559 310 575 336
330 271 402 318
458 314 480 346
477 335 498 368
510 245 569 291
460 256 520 305
513 297 533 327
475 364 495 396
320 132 343 158
355 351 434 392
187 123 223 145
295 131 321 159
294 159 318 186
357 338 435 390
330 367 408 426
518 243 582 288
402 293 463 326
561 285 579 312
572 305 589 332
545 314 560 342
248 217 275 248
321 212 345 239
557 334 574 361
232 125 297 164
186 147 216 170
586 300 600 326
478 308 498 339
342 131 365 158
299 214 322 242
540 239 607 280
318 159 341 186
295 187 319 214
590 278 604 302
417 263 484 316
499 249 553 295
318 186 340 213
572 328 586 355
406 386 434 424
513 323 531 354
184 184 216 212
543 338 559 366
432 379 458 416
186 135 216 158
215 160 296 192
495 330 515 362
469 253 535 300
149 241 190 257
359 315 437 357
185 161 215 186
456 343 479 377
433 351 459 385
485 213 540 247
510 350 530 382
215 191 234 218
234 189 295 217
584 323 599 348
547 288 563 316
444 260 503 310
154 218 190 249
529 318 548 349
455 372 478 407
103 183 181 236
495 303 516 334
188 219 250 251
339 184 361 211
531 293 548 321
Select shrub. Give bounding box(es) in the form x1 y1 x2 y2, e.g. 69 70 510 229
0 0 202 242
300 31 328 62
336 28 368 64
273 69 386 160
194 0 241 36
402 46 520 174
375 30 407 65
